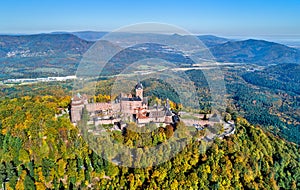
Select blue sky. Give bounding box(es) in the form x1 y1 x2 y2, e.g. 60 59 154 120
0 0 299 37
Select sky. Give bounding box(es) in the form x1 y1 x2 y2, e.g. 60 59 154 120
0 0 299 38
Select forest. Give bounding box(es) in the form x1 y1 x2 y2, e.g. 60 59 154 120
0 63 299 189
0 95 299 189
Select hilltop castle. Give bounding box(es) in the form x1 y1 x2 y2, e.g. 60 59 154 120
71 82 177 128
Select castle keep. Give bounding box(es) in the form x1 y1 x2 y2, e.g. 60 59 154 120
71 82 176 127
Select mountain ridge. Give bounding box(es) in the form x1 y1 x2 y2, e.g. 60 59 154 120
210 39 300 65
0 33 299 79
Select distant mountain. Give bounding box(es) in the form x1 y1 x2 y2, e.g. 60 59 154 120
72 31 108 41
1 33 299 79
51 31 108 41
210 39 300 65
0 33 92 57
197 35 230 47
101 43 194 76
0 34 93 79
67 31 230 47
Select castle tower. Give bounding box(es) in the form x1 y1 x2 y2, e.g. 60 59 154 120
135 82 143 100
165 98 170 110
164 98 173 124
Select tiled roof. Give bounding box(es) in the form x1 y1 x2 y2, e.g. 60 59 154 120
121 97 142 101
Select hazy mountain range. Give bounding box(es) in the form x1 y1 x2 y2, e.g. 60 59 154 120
0 32 299 79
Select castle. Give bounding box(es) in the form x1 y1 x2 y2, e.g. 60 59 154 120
70 82 177 128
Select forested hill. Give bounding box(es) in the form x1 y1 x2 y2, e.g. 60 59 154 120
210 39 300 65
0 34 93 79
0 34 92 57
242 63 300 95
1 33 300 79
70 31 230 47
0 96 299 189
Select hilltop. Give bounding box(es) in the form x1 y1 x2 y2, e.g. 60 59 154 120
0 34 93 79
210 39 300 65
0 95 299 189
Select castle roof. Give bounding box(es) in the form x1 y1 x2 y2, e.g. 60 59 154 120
135 82 143 90
121 96 142 101
72 95 81 101
209 113 222 122
72 93 88 102
166 109 173 116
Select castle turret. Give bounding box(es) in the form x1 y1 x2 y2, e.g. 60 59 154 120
135 82 143 100
165 98 170 110
164 98 173 124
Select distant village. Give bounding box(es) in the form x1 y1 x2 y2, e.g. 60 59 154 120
70 82 235 140
2 75 76 84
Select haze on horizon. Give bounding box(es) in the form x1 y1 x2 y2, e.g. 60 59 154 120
0 0 299 39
